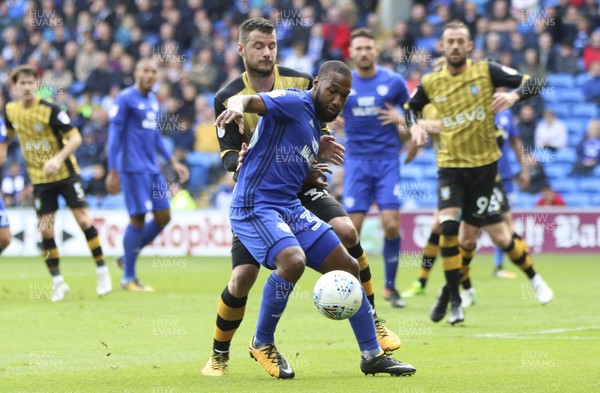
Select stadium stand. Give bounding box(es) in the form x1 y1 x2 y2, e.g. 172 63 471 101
0 0 597 211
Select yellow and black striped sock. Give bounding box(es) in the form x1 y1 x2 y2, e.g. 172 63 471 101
348 243 375 312
419 233 440 288
440 221 462 302
84 226 105 267
42 238 60 276
459 246 476 290
503 238 536 279
213 286 247 353
513 232 530 253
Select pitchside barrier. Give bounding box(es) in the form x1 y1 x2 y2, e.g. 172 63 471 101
3 208 599 256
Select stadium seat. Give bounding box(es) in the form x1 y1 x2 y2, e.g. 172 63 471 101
401 165 423 180
543 163 570 179
556 89 585 103
545 103 571 119
410 149 436 165
423 165 438 179
572 104 599 119
565 119 587 135
563 193 591 206
554 147 577 163
86 195 101 209
548 73 575 88
593 165 600 177
591 194 600 206
514 192 538 208
575 74 589 87
161 136 174 157
100 194 126 209
578 178 598 193
58 196 67 209
550 178 577 194
569 133 583 147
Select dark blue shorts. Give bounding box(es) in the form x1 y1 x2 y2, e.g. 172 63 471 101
342 158 401 213
120 172 171 216
230 202 341 270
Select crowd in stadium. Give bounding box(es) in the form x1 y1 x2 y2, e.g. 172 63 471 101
0 0 599 210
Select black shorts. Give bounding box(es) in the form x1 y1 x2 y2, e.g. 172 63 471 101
230 186 348 269
297 185 348 223
437 161 501 227
33 175 88 216
482 180 509 226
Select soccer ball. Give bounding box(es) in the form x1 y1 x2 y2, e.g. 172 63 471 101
313 270 363 320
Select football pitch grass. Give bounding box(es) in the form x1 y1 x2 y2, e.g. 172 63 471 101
1 254 598 393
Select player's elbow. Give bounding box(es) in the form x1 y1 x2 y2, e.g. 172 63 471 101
70 130 83 148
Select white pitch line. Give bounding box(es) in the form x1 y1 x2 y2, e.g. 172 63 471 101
476 326 600 339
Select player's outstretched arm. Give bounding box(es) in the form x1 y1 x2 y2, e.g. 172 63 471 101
215 95 266 134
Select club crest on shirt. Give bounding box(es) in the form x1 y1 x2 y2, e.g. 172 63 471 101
217 127 225 138
440 186 451 201
376 85 389 96
266 90 286 98
470 84 479 96
138 103 145 110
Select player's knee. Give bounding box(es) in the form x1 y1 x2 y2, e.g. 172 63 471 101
341 254 360 278
0 232 12 249
332 223 359 248
440 220 460 236
491 232 512 249
228 264 259 297
460 239 477 251
155 212 171 227
276 250 306 282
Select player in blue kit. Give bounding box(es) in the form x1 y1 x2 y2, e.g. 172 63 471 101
106 59 189 291
0 117 12 255
215 61 416 379
491 108 527 279
342 29 410 307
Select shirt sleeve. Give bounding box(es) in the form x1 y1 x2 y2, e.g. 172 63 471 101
49 104 76 135
258 89 305 121
216 94 243 159
488 62 528 89
107 94 128 171
393 75 410 106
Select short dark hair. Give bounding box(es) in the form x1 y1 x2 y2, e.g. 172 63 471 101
10 65 37 84
239 17 274 45
441 21 470 40
350 28 375 42
317 60 352 80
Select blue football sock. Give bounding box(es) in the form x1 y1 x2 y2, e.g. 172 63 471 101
349 291 380 352
494 247 504 269
140 219 164 248
123 224 143 283
255 272 294 345
383 236 401 290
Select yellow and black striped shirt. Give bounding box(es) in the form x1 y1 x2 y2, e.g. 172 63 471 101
408 60 529 168
4 97 80 184
215 65 313 171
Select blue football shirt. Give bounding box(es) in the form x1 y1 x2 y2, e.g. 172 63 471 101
107 86 170 174
342 67 409 159
496 109 519 181
231 89 322 208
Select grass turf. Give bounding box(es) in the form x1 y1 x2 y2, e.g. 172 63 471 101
0 254 598 393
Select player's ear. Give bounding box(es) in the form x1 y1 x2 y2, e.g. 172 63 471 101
467 39 474 53
436 38 444 54
313 76 319 89
237 43 244 57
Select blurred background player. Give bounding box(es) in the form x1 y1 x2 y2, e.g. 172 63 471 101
0 117 12 255
4 65 111 301
106 59 189 292
407 22 553 324
202 18 400 378
343 28 410 308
